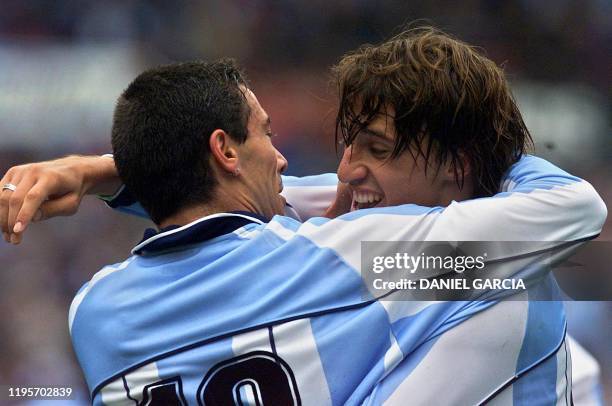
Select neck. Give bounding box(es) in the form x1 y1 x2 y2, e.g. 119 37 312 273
158 187 252 229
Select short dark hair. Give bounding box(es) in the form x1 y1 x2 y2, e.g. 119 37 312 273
332 26 533 196
111 59 250 224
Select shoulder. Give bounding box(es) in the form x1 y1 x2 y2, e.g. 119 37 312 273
68 257 137 334
68 256 139 391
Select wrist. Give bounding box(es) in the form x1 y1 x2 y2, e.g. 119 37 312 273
81 155 120 196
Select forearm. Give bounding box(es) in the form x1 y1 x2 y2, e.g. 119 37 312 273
428 156 607 242
1 154 122 243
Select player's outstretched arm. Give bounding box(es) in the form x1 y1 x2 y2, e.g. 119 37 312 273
103 172 345 222
0 155 120 244
272 156 607 277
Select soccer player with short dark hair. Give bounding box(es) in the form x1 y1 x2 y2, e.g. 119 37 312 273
1 28 607 405
110 60 280 225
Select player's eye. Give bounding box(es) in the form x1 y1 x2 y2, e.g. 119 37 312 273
369 146 389 158
266 131 277 138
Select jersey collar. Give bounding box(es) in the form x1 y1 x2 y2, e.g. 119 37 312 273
132 211 268 256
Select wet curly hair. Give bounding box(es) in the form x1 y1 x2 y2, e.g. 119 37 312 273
332 26 533 196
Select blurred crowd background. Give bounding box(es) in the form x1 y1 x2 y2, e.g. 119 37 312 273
0 0 610 404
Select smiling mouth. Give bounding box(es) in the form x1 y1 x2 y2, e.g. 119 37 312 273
351 191 383 211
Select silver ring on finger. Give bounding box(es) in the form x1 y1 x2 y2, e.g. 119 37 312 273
2 183 17 192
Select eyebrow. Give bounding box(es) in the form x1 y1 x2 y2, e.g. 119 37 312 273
359 127 392 142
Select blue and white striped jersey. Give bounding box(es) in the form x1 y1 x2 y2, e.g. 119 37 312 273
69 156 607 405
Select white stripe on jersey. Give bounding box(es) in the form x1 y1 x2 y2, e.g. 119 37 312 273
273 319 332 406
232 328 273 355
231 320 332 406
379 300 442 324
568 336 602 406
382 297 529 405
100 362 161 405
382 332 403 378
99 377 127 406
124 362 161 404
265 220 298 242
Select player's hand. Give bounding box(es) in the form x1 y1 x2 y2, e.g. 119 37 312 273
0 155 119 245
324 182 353 218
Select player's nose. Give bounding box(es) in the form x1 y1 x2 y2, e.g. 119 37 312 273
276 149 288 174
337 145 367 185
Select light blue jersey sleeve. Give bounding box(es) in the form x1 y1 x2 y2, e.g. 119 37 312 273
262 156 606 291
101 156 606 241
98 185 149 219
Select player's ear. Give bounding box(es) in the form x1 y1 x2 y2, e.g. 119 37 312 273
441 151 472 181
209 129 239 175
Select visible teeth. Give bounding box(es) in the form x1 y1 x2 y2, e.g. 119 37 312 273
352 191 382 204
